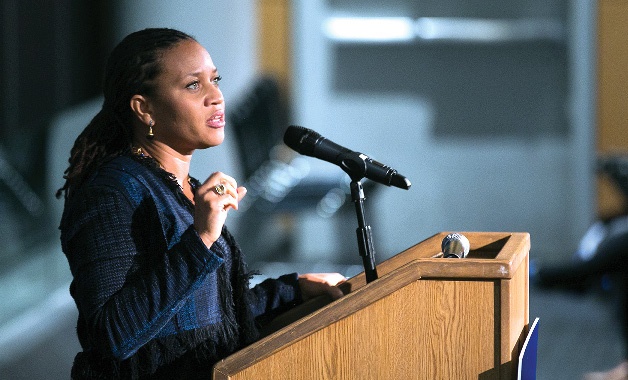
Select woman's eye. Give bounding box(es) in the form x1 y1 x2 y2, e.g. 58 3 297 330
212 75 222 86
186 81 200 90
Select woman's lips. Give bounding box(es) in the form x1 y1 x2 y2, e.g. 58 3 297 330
207 111 225 128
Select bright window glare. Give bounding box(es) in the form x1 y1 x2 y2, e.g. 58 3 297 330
323 17 565 44
323 17 415 42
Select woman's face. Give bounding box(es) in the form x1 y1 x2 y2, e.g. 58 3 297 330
145 39 226 154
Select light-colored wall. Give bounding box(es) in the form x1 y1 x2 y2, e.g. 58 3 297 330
291 0 597 263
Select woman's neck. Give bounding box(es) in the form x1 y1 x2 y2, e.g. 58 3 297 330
134 142 192 188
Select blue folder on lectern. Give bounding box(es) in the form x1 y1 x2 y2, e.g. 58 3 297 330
518 317 540 380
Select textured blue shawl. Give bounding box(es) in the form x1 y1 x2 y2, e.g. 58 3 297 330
60 154 301 379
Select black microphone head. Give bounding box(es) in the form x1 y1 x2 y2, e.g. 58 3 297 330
283 125 307 147
283 125 321 156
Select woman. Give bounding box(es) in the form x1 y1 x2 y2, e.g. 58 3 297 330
57 28 345 379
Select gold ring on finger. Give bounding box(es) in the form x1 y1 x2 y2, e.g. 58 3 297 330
213 183 226 196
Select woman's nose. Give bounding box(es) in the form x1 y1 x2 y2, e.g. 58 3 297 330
205 85 224 106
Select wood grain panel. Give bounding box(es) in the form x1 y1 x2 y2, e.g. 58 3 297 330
218 280 497 379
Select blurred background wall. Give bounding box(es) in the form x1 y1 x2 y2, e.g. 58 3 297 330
1 0 627 378
292 0 596 264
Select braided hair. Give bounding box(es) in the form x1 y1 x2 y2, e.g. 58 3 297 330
56 28 195 199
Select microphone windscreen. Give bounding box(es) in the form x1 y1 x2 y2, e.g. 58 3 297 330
283 125 308 149
441 233 470 258
283 125 320 156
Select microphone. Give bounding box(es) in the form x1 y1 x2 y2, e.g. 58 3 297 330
283 125 411 189
441 233 470 258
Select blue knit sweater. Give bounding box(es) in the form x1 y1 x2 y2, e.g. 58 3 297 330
60 154 302 379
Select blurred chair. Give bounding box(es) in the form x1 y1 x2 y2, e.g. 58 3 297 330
228 76 356 262
532 154 628 299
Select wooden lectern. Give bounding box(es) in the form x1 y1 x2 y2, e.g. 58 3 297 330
213 232 530 380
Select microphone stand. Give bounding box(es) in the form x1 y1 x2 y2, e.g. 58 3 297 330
350 180 378 283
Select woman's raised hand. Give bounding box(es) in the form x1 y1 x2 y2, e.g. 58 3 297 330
194 172 247 248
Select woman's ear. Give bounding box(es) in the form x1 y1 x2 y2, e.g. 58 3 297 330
130 95 152 125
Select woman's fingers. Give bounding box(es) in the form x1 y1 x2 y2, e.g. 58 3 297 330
194 172 245 247
236 186 247 202
206 174 248 211
298 273 348 301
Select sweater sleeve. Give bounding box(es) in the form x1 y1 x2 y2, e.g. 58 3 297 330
62 184 223 360
246 273 303 327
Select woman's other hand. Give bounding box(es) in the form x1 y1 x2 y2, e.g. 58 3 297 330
194 171 246 247
298 273 347 301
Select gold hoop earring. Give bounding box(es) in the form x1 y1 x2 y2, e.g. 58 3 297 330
147 120 155 139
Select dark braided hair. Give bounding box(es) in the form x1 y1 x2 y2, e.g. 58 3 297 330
56 28 195 199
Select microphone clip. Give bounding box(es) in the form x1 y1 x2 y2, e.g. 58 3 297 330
338 152 369 182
